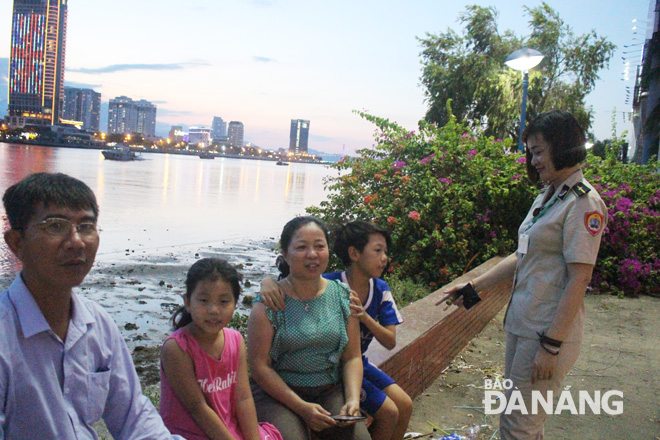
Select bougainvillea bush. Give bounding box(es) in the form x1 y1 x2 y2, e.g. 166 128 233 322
582 146 660 296
308 111 660 297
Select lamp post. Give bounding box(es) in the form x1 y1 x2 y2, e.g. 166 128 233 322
505 48 544 152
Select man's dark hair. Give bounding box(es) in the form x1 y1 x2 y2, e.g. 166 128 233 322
2 172 99 231
523 110 587 183
333 220 392 267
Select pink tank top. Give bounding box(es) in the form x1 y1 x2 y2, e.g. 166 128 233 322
160 327 281 440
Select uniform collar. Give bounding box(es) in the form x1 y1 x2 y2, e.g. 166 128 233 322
543 169 584 202
8 274 95 339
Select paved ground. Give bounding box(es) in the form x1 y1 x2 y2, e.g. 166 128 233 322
407 294 660 440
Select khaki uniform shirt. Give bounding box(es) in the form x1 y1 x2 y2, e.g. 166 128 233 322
504 169 607 342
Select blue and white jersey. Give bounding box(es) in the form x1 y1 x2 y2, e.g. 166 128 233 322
323 271 403 355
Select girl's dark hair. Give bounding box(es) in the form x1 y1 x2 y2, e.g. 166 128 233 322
333 220 392 267
171 258 243 329
523 110 587 183
276 216 329 278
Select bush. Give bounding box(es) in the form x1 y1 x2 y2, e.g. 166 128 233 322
308 109 536 288
308 110 660 297
582 141 660 296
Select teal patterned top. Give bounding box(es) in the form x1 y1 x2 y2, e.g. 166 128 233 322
255 279 351 387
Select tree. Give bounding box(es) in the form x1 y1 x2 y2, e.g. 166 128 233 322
419 2 615 141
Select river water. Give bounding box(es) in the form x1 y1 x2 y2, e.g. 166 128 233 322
0 142 338 343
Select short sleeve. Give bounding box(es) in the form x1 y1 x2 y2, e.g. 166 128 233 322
374 279 403 326
334 281 352 324
563 194 607 265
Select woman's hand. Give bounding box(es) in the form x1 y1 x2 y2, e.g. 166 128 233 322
329 399 362 428
435 283 467 310
259 277 287 311
348 290 365 319
531 347 558 384
298 402 336 432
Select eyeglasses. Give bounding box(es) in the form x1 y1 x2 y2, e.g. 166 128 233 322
29 218 99 238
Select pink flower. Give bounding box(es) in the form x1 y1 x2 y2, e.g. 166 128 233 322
467 149 477 158
392 161 407 170
420 154 436 164
408 211 420 221
512 173 521 180
516 157 526 164
438 177 453 184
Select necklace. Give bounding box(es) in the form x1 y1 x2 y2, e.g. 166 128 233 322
283 277 312 312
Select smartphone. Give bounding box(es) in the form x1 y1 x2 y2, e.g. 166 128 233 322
456 283 481 309
331 415 367 422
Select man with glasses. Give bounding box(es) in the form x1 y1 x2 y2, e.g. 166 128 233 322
0 173 182 439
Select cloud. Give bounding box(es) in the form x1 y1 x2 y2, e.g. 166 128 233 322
65 81 102 89
253 56 276 63
69 61 209 74
156 108 195 117
251 0 276 7
311 134 335 143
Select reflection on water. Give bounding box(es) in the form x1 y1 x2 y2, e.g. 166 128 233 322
0 142 335 262
0 142 341 342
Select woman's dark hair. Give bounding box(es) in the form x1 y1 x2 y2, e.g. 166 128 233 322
333 220 392 267
523 110 587 183
2 172 99 231
276 216 330 278
171 258 243 329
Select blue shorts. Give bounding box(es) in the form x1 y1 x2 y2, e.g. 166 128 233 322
360 360 396 415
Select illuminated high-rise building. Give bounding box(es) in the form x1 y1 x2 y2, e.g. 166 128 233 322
227 121 244 147
7 0 68 128
212 116 227 140
289 119 310 154
62 87 101 132
108 96 157 137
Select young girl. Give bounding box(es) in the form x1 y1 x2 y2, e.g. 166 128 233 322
160 258 282 440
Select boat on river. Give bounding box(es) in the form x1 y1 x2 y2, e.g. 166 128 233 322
276 159 289 166
199 152 215 159
102 145 141 161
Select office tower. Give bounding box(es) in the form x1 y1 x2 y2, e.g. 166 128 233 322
108 96 157 137
227 121 244 147
212 116 227 140
62 87 101 132
135 99 156 137
289 119 310 154
7 0 68 128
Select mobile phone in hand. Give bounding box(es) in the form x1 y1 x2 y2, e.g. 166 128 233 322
456 283 481 309
331 415 366 422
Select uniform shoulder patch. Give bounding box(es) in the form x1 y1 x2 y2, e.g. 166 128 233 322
571 182 591 197
584 211 604 236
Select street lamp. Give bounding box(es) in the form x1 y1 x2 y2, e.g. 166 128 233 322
505 48 544 151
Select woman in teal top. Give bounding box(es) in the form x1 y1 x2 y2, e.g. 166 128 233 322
247 216 369 440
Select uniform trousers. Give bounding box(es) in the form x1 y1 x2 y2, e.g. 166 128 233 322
500 333 582 440
251 380 371 440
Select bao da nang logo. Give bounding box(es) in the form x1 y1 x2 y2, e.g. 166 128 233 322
482 379 623 415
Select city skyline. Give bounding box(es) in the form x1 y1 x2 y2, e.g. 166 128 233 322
0 0 650 154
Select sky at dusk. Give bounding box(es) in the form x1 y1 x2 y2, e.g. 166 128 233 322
0 0 650 154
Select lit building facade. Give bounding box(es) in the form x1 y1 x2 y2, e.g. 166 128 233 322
62 87 101 132
212 116 227 140
289 119 310 154
227 121 244 147
108 96 156 137
7 0 68 128
188 127 213 148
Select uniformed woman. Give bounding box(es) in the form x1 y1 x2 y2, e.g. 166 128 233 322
439 110 607 439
